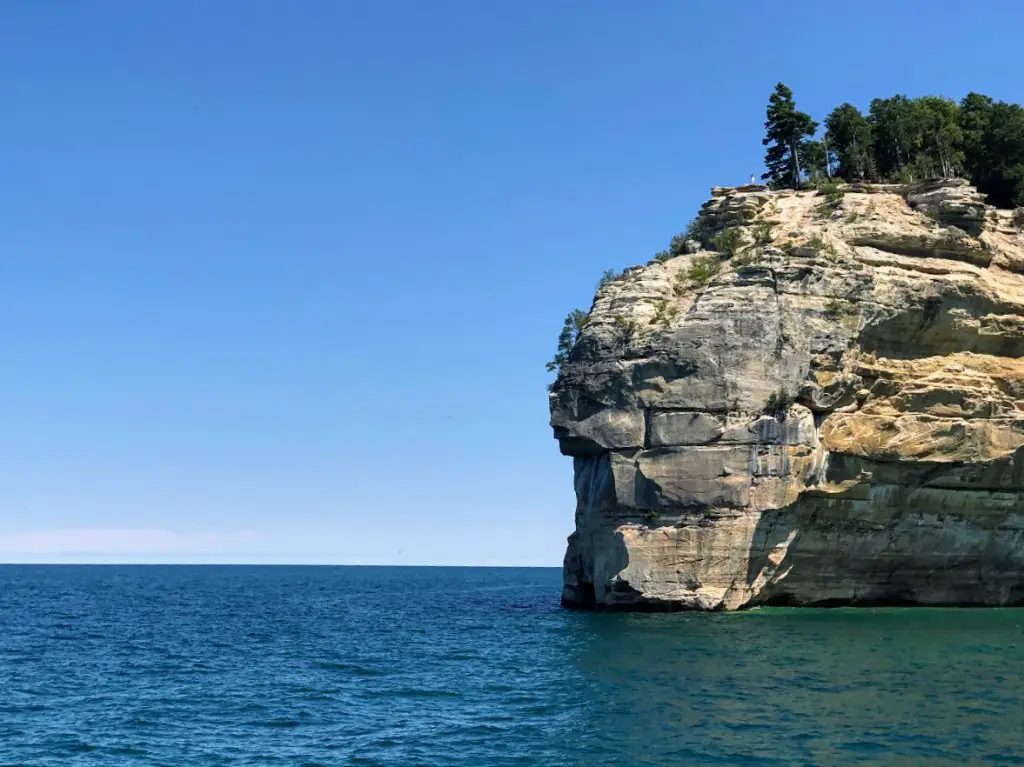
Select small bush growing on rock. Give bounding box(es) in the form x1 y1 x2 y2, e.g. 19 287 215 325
763 387 794 417
650 250 673 264
1013 208 1024 229
711 227 745 258
642 509 661 523
648 300 679 327
669 232 691 257
597 268 621 289
753 221 777 245
613 315 638 344
732 249 758 268
687 255 721 286
816 178 845 214
684 217 709 246
805 235 839 262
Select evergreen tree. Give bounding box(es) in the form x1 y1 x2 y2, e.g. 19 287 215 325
824 103 873 180
762 83 818 189
546 309 589 373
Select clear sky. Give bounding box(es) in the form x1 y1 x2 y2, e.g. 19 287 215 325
2 1 1022 565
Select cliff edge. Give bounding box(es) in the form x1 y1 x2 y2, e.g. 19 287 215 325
550 179 1024 609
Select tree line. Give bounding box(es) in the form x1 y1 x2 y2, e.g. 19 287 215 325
761 83 1024 208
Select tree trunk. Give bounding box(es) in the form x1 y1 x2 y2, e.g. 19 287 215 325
791 140 802 189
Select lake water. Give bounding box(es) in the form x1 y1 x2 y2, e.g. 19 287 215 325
0 565 1021 765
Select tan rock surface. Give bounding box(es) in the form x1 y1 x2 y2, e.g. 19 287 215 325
551 180 1024 609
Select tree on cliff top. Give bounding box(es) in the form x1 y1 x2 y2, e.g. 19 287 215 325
762 83 818 189
546 309 589 373
825 103 874 180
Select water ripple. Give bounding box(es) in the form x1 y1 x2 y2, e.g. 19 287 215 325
0 566 1022 765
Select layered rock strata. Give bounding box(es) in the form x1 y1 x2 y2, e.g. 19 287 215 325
550 179 1024 610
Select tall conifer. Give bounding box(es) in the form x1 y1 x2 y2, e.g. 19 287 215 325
762 83 818 189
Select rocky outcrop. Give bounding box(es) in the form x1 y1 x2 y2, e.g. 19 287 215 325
550 179 1024 610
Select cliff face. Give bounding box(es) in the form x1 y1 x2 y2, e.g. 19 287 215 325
550 179 1024 610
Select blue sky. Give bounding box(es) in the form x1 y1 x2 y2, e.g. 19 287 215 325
2 1 1022 565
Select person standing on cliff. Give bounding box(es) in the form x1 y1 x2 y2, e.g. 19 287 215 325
750 174 756 185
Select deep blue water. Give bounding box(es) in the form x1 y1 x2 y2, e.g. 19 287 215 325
1 566 1023 766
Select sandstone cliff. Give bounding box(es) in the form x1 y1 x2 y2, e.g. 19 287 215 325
550 179 1024 610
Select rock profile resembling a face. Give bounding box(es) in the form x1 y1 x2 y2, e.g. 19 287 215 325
550 179 1024 611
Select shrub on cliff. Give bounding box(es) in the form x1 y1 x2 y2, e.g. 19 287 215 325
684 217 704 242
763 387 794 417
711 227 744 258
687 256 720 286
613 315 637 344
546 309 589 373
669 232 690 257
597 268 621 289
816 178 845 214
753 221 777 245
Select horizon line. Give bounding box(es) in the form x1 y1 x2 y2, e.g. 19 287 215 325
0 561 561 568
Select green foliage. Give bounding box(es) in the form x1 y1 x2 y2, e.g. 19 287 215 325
800 139 830 182
825 103 874 180
762 83 819 189
957 93 1024 208
1013 208 1024 229
648 299 678 327
753 220 777 245
805 235 839 262
613 315 638 344
755 88 1024 207
650 226 705 265
597 268 621 289
687 255 721 286
710 227 744 257
682 217 710 249
546 309 589 373
916 96 965 178
731 250 758 268
669 232 690 256
641 509 661 522
816 177 845 214
763 387 794 417
869 95 919 179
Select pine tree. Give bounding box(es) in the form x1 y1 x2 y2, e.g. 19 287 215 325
762 83 818 189
824 103 873 180
546 309 589 373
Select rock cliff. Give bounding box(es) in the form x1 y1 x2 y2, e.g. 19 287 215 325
550 178 1024 610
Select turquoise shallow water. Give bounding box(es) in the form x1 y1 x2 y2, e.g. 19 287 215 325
1 565 1022 766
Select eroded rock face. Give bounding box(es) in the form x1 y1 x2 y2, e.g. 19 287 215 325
551 180 1024 610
